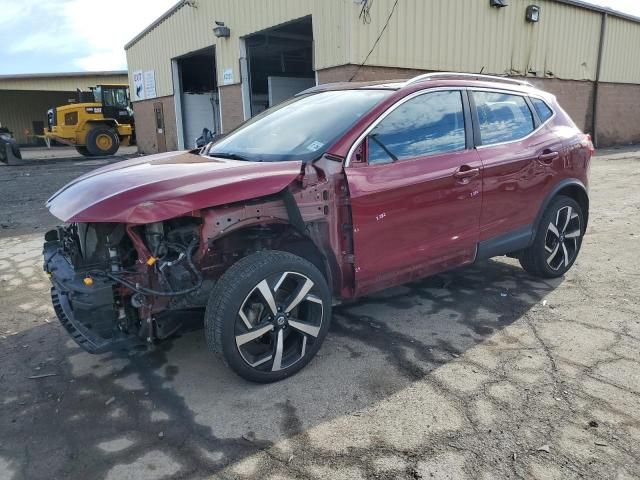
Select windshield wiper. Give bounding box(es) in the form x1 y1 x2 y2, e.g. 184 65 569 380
208 152 253 161
369 134 398 162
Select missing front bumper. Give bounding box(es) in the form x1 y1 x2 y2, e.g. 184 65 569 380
44 236 143 354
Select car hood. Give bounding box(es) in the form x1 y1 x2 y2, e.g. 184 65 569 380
47 151 303 223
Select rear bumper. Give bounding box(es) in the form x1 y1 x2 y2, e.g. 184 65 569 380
43 236 143 354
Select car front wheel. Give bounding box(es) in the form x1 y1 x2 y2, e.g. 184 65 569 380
205 250 331 383
520 195 585 278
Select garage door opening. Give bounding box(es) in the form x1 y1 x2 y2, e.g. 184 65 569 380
245 16 315 116
176 47 220 149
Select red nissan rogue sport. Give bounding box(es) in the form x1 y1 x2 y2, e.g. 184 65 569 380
44 72 592 382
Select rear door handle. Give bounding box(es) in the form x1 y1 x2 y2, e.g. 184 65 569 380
453 166 480 182
538 151 559 164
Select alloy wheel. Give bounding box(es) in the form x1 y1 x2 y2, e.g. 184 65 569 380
234 271 324 372
545 205 581 271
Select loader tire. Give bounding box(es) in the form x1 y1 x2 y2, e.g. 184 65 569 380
86 127 119 156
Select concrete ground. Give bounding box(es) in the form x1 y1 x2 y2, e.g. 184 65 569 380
0 149 638 480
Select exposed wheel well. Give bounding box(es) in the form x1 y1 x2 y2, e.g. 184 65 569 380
209 223 331 286
555 184 589 230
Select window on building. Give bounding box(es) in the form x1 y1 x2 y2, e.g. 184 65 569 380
473 91 535 145
531 97 554 122
368 90 466 165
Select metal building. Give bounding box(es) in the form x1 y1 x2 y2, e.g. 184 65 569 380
125 0 640 153
0 71 128 145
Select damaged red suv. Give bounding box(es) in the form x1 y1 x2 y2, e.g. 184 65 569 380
44 73 592 382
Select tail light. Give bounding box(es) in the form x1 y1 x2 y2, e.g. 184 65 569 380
586 134 595 156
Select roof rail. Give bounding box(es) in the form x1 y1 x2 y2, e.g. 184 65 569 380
404 72 533 88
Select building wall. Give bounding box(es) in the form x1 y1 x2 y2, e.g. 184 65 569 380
126 0 640 95
218 84 244 133
131 95 178 154
596 82 640 145
0 73 128 92
347 0 603 81
0 90 77 144
125 0 351 98
126 0 640 151
600 16 640 84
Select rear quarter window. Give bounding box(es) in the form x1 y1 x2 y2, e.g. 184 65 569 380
531 97 554 122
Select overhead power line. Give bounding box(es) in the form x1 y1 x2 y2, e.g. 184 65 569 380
349 0 400 82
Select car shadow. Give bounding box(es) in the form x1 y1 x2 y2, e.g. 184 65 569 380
0 258 562 479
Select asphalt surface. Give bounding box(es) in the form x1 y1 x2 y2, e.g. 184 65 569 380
0 149 639 479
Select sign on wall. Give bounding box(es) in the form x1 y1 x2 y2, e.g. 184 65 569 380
133 70 145 100
132 69 157 101
143 70 157 99
222 68 234 85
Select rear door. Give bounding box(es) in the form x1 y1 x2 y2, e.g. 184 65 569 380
345 89 483 295
471 90 563 243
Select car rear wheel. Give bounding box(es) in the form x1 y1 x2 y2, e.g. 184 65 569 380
205 250 331 383
520 195 584 278
86 127 119 156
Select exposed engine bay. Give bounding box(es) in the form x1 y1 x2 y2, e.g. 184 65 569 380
43 219 205 352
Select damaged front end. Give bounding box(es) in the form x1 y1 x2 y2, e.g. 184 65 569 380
43 219 204 353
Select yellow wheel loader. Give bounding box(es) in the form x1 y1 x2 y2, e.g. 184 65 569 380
45 84 135 157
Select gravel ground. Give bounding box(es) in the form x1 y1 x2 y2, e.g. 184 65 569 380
0 149 638 480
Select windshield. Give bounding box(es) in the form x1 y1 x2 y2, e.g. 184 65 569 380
208 89 392 162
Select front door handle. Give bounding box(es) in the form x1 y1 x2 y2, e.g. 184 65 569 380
538 151 559 164
453 166 480 183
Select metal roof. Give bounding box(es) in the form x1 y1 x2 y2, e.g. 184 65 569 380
0 71 128 81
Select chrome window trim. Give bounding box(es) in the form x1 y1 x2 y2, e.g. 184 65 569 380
345 86 557 166
471 88 557 149
345 87 466 167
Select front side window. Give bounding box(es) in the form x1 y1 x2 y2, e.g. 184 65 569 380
473 91 535 145
367 90 466 165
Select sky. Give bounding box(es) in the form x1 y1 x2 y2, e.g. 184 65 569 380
0 0 639 75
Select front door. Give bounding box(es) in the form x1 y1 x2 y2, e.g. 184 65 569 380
345 90 483 295
154 102 167 153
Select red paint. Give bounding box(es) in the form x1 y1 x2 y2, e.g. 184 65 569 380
47 151 303 223
345 148 482 295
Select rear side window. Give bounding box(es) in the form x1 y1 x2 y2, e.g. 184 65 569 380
473 91 535 145
531 97 554 122
368 90 466 165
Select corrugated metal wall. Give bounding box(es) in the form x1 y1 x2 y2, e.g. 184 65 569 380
0 90 76 144
125 0 351 99
600 15 640 83
0 74 128 92
348 0 603 80
125 0 640 100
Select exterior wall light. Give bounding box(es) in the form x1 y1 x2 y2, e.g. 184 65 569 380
213 21 230 38
526 5 541 22
490 0 508 8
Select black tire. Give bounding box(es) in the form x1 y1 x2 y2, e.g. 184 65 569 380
205 250 332 383
86 126 119 156
75 146 93 157
520 195 585 278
